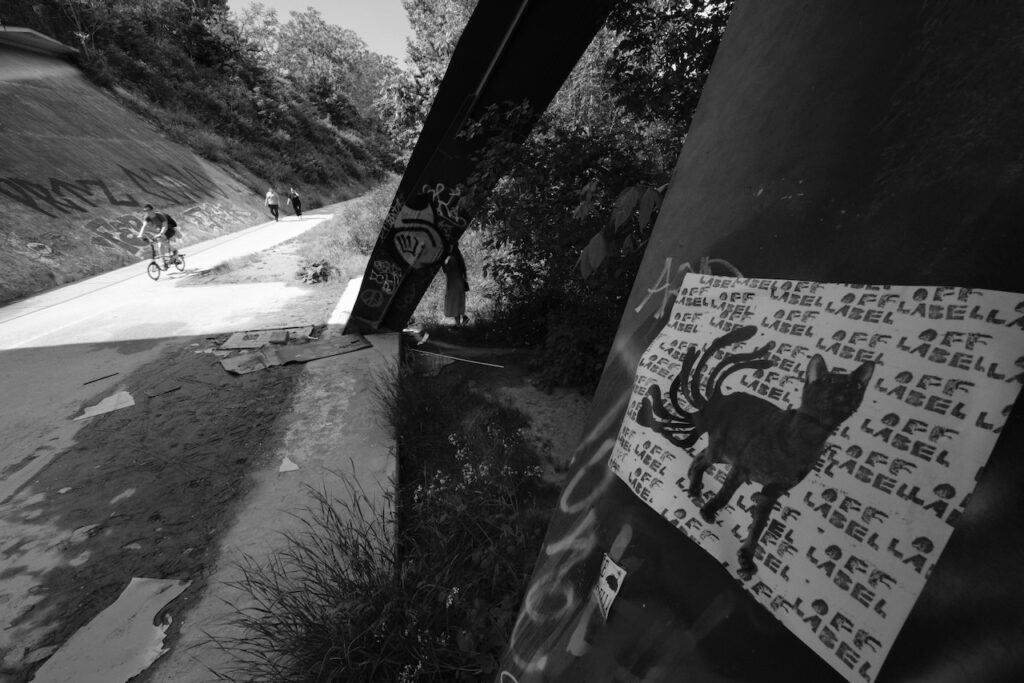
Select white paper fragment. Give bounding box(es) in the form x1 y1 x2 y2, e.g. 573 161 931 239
73 391 134 421
278 457 299 473
594 554 627 621
109 488 136 505
68 524 100 544
68 551 90 567
30 577 190 683
57 487 72 494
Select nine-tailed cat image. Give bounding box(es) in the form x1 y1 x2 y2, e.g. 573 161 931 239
637 325 874 576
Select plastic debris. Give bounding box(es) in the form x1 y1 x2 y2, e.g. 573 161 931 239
278 457 299 473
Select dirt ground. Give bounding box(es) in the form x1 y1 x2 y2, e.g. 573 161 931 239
5 228 591 682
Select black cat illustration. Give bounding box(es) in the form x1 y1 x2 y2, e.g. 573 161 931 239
637 325 874 576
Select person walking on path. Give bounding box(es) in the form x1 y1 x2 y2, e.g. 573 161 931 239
265 188 280 221
443 243 469 326
286 187 302 217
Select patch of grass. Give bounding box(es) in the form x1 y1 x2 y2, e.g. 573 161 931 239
211 361 554 682
290 219 367 285
410 229 494 333
341 175 402 256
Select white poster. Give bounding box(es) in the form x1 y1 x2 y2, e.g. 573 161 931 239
609 273 1024 683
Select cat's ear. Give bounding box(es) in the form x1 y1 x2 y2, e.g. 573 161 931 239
852 361 875 386
806 354 828 382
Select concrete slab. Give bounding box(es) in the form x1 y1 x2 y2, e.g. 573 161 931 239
146 329 398 682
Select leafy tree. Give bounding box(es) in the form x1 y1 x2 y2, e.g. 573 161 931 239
462 100 666 390
420 0 735 389
605 0 734 149
273 9 397 124
2 0 400 199
377 0 478 157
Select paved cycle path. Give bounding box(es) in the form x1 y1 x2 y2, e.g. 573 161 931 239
0 213 332 349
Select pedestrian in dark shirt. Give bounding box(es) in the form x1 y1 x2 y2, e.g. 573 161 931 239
287 187 302 217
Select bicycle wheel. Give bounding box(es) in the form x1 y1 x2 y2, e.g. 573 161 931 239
173 253 186 271
147 261 161 280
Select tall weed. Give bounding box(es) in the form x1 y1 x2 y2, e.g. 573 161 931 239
211 363 553 682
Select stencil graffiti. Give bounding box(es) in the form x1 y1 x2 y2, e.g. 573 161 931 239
0 164 226 218
501 258 745 681
608 274 1024 682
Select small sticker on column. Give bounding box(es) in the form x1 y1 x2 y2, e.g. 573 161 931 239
595 554 627 621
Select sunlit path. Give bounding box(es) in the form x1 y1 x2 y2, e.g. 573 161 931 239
0 214 333 350
0 211 353 667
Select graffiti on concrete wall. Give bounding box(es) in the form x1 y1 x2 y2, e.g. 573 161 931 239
83 214 145 254
608 274 1024 682
181 202 259 232
0 164 229 218
501 262 1024 683
14 202 261 261
501 257 744 682
352 183 469 326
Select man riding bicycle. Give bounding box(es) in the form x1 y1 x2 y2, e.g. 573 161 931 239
137 204 179 264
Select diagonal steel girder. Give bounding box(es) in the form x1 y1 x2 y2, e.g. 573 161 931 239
344 0 617 334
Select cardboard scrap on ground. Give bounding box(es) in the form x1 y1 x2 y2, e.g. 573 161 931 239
219 349 279 374
278 456 299 472
73 391 135 421
30 577 190 683
219 326 315 350
220 334 371 374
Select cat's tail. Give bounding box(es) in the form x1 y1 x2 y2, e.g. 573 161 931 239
686 325 763 409
637 383 700 448
706 342 775 399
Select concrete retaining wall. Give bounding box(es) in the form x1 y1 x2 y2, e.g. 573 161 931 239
0 43 264 304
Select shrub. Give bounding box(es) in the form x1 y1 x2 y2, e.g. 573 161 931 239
211 363 553 682
340 175 401 255
295 260 337 284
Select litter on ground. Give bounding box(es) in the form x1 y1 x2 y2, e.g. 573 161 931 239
219 326 315 350
73 391 135 421
220 334 371 374
29 577 190 683
83 372 119 386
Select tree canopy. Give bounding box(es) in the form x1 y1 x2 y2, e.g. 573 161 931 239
2 0 401 203
387 0 735 388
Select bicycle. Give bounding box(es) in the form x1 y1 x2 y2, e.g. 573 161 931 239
143 236 185 280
